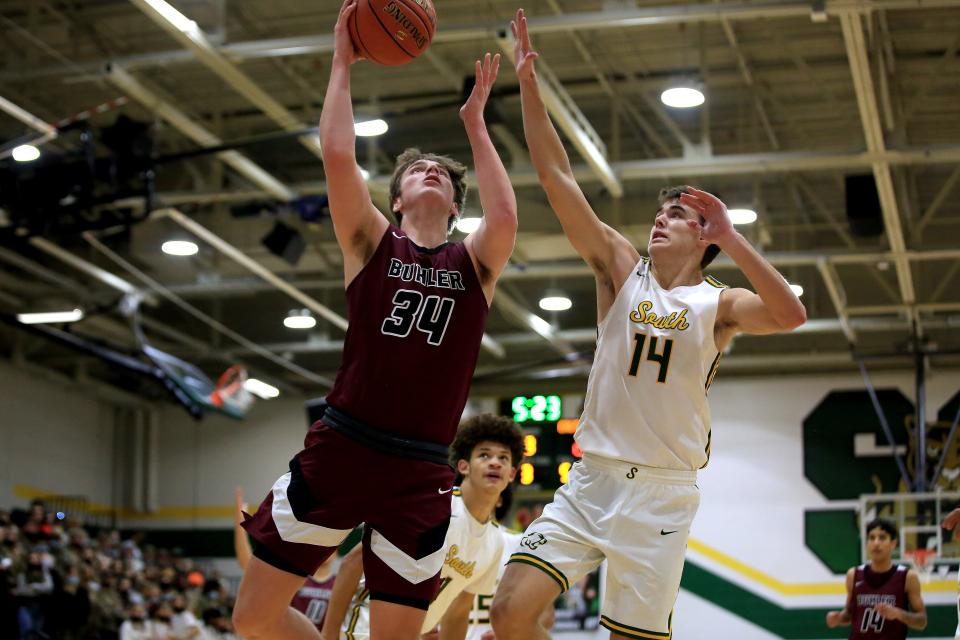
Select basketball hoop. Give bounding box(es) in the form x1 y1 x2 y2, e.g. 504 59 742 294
904 549 937 582
208 365 254 414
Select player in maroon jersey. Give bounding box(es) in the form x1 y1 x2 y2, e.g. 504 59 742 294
231 1 518 639
826 518 927 638
234 487 337 632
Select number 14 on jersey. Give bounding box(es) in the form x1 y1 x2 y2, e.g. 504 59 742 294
627 331 673 383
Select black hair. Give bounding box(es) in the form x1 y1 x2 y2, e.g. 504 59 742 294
865 517 898 541
449 414 525 469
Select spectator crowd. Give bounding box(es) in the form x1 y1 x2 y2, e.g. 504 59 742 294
1 499 238 639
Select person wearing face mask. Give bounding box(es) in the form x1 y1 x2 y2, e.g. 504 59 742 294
52 568 92 640
119 602 168 640
201 607 237 640
170 593 201 640
14 550 54 639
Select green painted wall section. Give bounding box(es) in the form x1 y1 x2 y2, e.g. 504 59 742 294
805 509 860 574
803 390 913 501
681 560 957 638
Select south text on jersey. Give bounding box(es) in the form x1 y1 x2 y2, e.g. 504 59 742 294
444 544 476 579
629 300 691 331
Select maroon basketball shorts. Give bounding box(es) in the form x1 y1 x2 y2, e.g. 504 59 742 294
242 421 455 608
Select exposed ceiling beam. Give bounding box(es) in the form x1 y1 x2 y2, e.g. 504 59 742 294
127 0 323 159
105 145 960 211
162 247 960 298
497 35 623 197
216 316 960 359
156 208 348 333
0 94 59 159
9 0 960 81
104 63 296 201
817 258 857 343
493 289 580 358
913 166 960 239
33 232 332 387
840 12 914 306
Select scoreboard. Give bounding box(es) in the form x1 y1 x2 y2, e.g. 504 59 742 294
500 395 582 489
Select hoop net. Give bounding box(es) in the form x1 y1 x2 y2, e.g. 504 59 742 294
208 365 254 413
903 549 937 582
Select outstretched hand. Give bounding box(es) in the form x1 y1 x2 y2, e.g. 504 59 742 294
511 8 539 81
943 507 960 539
460 53 501 124
333 0 363 64
679 186 735 245
234 486 248 525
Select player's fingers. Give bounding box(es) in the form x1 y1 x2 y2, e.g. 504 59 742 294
680 194 706 212
490 53 501 84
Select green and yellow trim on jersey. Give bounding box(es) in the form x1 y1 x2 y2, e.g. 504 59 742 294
704 275 728 289
700 428 712 469
343 588 369 640
704 352 722 394
506 553 570 592
452 486 462 497
600 614 672 639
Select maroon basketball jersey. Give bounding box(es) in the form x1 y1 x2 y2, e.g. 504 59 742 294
325 225 489 445
290 574 335 631
849 564 908 640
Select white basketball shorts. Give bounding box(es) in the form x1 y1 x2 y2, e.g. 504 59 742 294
508 454 699 639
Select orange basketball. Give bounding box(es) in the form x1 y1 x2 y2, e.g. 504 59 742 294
349 0 437 66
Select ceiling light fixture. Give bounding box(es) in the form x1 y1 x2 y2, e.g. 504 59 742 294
284 309 316 329
354 119 388 137
244 378 280 399
162 240 199 256
17 309 84 324
456 217 482 234
539 294 572 312
660 87 705 108
728 209 758 225
12 145 40 162
789 283 804 297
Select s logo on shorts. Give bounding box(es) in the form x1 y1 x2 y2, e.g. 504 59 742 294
626 466 638 479
520 532 548 550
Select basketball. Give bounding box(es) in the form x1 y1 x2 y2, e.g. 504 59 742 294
349 0 437 66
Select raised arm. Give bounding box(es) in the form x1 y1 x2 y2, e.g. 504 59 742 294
460 53 518 303
679 187 806 349
512 9 637 289
233 486 252 571
319 0 389 286
319 544 364 640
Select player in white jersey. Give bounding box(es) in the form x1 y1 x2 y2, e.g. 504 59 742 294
491 11 808 640
940 507 960 639
320 415 524 640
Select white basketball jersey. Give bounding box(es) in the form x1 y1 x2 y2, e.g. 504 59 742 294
466 529 522 639
341 491 503 639
576 257 726 470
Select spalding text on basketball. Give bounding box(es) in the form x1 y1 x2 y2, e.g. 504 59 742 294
383 1 428 49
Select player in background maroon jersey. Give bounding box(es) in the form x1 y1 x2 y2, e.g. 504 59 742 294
826 518 927 638
234 487 337 633
231 1 518 639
